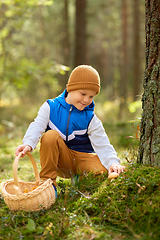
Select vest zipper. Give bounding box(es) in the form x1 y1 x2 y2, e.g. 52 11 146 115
66 105 73 142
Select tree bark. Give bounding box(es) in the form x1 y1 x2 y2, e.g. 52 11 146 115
138 0 160 166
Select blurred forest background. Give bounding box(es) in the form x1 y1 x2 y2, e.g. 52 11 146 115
0 0 145 150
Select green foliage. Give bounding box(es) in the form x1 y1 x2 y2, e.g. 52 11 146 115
26 218 36 232
0 0 145 107
128 101 142 113
0 0 69 108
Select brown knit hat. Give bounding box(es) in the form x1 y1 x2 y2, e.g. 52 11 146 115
66 65 100 94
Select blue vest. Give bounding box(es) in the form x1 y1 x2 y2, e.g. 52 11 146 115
46 90 94 153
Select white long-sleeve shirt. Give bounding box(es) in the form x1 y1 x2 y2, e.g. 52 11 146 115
23 91 120 170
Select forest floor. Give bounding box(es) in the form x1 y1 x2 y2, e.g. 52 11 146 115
0 132 160 240
0 101 160 239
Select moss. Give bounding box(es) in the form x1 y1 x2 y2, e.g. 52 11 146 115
1 162 160 239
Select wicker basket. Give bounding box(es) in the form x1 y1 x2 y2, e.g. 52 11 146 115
1 152 56 211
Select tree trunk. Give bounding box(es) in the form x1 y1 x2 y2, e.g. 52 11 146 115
63 0 70 66
58 0 70 90
74 0 87 67
138 0 160 166
132 0 141 101
119 0 128 118
121 0 128 101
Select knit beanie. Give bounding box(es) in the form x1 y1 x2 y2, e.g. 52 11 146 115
66 65 100 94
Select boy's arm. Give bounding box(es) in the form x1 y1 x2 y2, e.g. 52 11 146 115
22 101 50 150
88 114 120 170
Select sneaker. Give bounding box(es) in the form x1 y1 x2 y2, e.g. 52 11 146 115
52 184 57 198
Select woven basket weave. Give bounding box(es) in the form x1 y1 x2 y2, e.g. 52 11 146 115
1 152 56 211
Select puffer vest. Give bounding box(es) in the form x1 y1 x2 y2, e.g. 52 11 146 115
46 90 94 153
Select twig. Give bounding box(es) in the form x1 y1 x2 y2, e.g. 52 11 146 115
76 189 98 200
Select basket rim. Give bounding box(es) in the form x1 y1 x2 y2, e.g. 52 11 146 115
1 178 54 200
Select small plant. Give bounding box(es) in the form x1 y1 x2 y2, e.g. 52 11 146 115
126 119 141 140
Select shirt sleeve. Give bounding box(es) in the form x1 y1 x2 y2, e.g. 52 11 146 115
88 114 120 170
22 101 50 150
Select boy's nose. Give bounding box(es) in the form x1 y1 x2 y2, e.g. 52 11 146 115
83 97 90 103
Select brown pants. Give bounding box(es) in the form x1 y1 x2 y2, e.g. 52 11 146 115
39 130 107 186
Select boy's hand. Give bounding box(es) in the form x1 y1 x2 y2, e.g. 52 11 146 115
108 163 125 175
15 145 32 158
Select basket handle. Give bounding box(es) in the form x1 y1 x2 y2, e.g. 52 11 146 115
13 152 41 187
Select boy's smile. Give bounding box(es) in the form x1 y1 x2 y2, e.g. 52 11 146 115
65 89 96 111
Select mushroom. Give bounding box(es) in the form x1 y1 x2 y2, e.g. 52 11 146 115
108 172 119 180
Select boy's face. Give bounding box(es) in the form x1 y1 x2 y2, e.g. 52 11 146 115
66 89 96 111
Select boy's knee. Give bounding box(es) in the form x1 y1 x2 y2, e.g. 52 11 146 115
41 130 60 145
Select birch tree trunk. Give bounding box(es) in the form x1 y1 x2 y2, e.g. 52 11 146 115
138 0 160 166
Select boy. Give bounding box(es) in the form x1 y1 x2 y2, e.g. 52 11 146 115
15 65 125 190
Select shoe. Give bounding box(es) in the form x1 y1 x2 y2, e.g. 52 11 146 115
52 184 57 198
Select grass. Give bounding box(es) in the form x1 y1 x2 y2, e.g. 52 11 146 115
0 101 160 239
0 134 160 240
